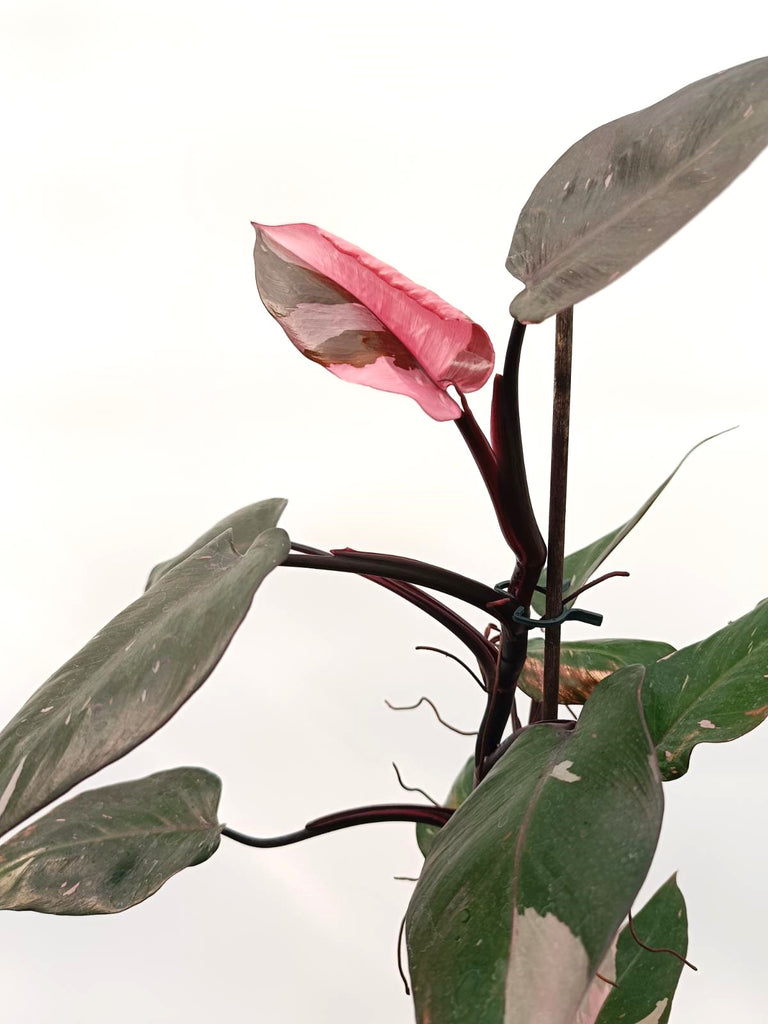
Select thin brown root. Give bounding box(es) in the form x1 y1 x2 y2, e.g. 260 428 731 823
393 876 419 882
386 695 478 736
397 913 411 995
595 971 618 988
392 762 439 806
627 909 698 971
484 623 501 647
566 570 630 602
414 645 486 690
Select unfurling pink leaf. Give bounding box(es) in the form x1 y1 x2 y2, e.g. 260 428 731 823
253 223 494 421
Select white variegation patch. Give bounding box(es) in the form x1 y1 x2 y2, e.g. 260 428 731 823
551 760 581 783
504 908 590 1023
633 998 669 1024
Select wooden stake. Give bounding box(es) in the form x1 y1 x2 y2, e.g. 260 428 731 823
542 307 573 722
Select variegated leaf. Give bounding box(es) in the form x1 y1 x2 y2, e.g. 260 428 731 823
0 526 289 838
146 497 287 589
508 57 768 322
643 598 768 779
595 874 688 1024
253 223 494 421
407 666 663 1024
0 768 221 914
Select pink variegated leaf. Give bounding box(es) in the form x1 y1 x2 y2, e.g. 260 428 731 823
253 223 494 421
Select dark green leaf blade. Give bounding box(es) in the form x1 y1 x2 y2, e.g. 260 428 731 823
532 432 728 616
0 526 289 839
407 666 663 1024
519 638 675 704
416 755 474 857
146 498 287 589
595 874 688 1024
508 57 768 322
643 598 768 780
0 768 221 914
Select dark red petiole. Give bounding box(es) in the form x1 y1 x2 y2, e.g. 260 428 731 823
222 803 453 848
288 541 497 689
461 321 548 776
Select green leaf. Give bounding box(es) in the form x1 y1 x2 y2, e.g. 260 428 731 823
0 526 289 839
532 432 729 616
0 768 221 914
507 57 768 322
518 638 675 704
595 874 688 1024
416 756 474 857
643 598 768 780
146 498 287 588
407 665 663 1024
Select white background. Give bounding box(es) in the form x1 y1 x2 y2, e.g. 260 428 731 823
1 2 767 1021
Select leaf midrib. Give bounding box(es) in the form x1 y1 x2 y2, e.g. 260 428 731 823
520 118 734 295
0 818 220 879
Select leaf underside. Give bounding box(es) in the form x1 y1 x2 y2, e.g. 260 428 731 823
508 56 768 322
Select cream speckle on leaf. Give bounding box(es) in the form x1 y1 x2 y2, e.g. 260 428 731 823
0 756 27 818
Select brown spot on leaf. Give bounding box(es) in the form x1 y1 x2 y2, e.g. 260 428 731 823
518 656 611 704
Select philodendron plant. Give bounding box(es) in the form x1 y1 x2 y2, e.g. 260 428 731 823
1 57 767 1024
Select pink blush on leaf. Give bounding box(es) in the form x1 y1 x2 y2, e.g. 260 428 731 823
253 222 494 420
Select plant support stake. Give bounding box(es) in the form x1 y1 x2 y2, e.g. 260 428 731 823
543 307 574 721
